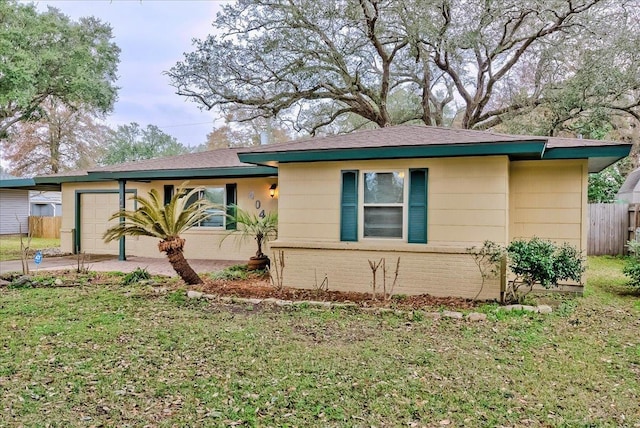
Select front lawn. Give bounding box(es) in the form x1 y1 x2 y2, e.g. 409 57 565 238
0 257 638 427
0 235 61 261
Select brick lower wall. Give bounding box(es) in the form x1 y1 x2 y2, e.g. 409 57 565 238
271 243 502 300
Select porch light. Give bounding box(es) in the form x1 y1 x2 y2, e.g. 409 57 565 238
269 183 278 198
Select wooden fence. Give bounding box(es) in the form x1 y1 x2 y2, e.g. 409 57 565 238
28 216 61 239
587 204 640 256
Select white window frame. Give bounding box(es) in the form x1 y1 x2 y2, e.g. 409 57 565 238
359 170 408 240
189 187 226 229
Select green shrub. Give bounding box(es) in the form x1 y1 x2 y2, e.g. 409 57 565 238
122 267 152 285
208 264 249 281
506 237 584 303
623 240 640 287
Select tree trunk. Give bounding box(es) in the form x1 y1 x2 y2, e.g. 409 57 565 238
158 237 203 285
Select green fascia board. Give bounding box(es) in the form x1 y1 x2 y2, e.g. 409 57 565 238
0 178 36 188
542 145 631 160
33 166 278 185
238 141 547 164
86 166 278 181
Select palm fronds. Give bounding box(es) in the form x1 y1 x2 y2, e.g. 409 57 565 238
103 185 218 243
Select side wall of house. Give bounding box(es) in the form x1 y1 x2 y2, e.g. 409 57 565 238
509 160 588 251
0 190 30 235
273 156 510 299
60 177 278 260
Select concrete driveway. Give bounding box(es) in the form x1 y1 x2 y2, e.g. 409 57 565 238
0 254 238 277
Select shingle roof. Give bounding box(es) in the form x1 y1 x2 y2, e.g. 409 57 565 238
41 147 254 178
238 125 623 154
236 125 631 173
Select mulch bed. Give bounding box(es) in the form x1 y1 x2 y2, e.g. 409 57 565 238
0 270 485 311
194 276 483 311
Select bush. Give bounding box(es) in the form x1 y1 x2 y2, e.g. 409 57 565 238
506 237 584 303
623 240 640 287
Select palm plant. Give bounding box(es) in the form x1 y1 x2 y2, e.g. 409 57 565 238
103 185 214 285
223 205 278 269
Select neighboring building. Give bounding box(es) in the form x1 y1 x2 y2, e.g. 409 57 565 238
0 172 29 235
0 126 631 299
29 191 62 217
616 167 640 203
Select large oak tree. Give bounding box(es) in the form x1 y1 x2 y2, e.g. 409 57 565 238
0 1 120 136
168 0 639 136
1 99 111 176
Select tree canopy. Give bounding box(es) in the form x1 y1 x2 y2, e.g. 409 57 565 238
1 99 111 176
0 1 120 136
99 123 190 165
168 0 640 136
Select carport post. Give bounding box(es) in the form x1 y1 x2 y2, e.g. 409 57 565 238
118 179 126 261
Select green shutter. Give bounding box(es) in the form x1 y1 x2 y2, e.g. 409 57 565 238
340 170 358 241
225 183 237 230
408 168 428 243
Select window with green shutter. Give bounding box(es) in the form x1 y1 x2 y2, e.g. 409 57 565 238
340 168 428 243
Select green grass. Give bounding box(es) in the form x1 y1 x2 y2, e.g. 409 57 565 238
0 256 639 426
0 235 61 261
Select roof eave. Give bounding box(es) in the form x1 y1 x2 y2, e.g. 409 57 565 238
543 145 632 173
238 141 547 165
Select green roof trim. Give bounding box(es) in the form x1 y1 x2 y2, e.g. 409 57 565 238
33 166 278 186
85 166 278 181
238 141 547 164
0 178 36 188
542 145 631 160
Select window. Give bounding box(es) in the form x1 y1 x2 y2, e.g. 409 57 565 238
181 184 237 229
341 169 427 243
363 172 404 238
198 187 225 227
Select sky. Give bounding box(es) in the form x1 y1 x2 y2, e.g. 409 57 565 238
35 0 231 147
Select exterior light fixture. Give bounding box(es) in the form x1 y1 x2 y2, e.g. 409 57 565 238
269 183 278 198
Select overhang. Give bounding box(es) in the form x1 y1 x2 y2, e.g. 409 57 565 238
238 141 547 166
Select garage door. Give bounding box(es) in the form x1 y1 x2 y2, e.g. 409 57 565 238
80 193 132 254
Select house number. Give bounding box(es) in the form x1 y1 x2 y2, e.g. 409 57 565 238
255 200 261 209
259 210 266 218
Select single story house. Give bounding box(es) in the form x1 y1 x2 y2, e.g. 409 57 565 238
0 126 630 299
0 172 30 235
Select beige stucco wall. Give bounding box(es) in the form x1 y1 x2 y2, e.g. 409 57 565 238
278 156 510 246
274 156 510 298
60 177 278 261
509 160 588 252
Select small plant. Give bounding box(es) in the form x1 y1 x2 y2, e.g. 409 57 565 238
222 205 278 270
76 252 91 274
367 257 401 301
505 237 584 303
122 267 152 285
17 217 32 275
269 250 285 290
467 240 505 300
312 269 329 294
209 264 249 281
622 240 640 287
